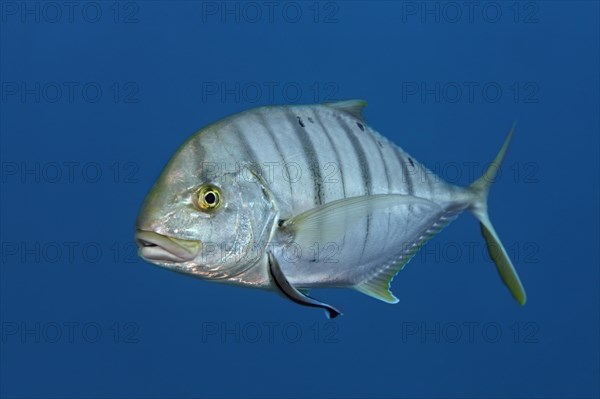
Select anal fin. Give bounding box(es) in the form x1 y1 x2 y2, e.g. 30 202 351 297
355 274 399 304
354 208 463 303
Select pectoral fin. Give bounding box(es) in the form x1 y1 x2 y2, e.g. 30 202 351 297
280 194 441 248
267 251 342 319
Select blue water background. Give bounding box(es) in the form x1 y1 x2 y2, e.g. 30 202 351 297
1 2 598 398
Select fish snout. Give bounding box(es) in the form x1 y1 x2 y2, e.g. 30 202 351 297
135 209 161 233
135 230 201 262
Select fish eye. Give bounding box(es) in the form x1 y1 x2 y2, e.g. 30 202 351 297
196 184 221 211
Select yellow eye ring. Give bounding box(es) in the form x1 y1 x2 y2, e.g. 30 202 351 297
196 184 221 211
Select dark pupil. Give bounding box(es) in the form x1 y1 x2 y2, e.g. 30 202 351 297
204 192 216 205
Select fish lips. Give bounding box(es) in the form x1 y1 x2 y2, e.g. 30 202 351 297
135 230 201 262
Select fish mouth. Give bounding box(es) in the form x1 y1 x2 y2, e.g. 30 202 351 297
135 230 201 262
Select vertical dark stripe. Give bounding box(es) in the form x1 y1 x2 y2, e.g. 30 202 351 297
285 110 324 205
375 141 391 193
313 110 346 199
342 121 372 195
375 141 392 251
394 147 414 196
257 111 294 202
424 164 436 196
394 147 418 220
313 109 347 251
233 121 263 177
340 119 372 260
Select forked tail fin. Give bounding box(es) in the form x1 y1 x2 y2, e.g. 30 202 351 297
469 123 527 305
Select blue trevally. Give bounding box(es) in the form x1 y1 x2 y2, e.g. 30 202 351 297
135 100 526 318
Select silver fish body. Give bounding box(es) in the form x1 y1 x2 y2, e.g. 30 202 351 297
136 100 526 316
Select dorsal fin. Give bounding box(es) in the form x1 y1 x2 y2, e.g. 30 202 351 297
324 99 367 121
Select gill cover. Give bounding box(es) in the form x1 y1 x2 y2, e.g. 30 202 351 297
195 167 278 280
